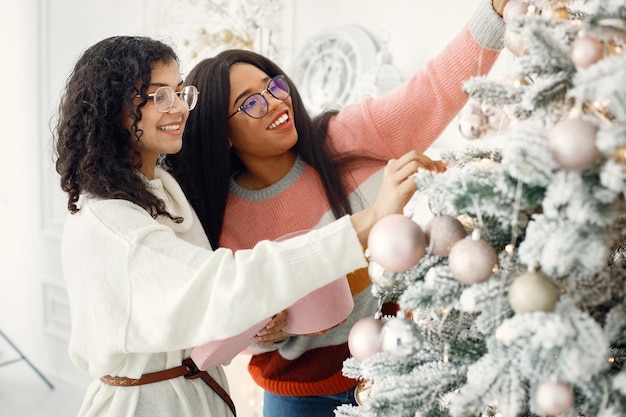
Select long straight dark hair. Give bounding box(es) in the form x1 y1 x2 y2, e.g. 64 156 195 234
166 49 377 248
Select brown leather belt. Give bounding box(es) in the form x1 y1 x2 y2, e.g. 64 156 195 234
100 358 236 416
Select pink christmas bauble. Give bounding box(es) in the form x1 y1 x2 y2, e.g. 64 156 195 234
548 118 600 169
348 316 388 362
503 0 530 23
504 30 527 57
535 380 574 415
448 237 497 284
570 36 603 68
425 215 467 257
368 214 426 273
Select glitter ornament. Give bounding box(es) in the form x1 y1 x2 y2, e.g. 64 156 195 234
425 215 467 257
535 380 574 415
570 36 603 68
367 214 426 273
380 316 422 356
459 112 488 140
368 260 402 289
548 118 600 169
482 102 510 130
458 99 489 140
348 316 388 362
355 379 373 405
508 271 560 314
448 236 498 284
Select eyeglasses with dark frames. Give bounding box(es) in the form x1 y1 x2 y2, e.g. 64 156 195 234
228 75 290 119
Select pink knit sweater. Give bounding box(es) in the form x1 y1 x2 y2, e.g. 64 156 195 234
219 13 504 396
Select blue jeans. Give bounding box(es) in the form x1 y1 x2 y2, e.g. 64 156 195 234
263 387 357 417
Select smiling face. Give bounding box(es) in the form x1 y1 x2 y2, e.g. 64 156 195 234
227 63 298 187
125 60 189 179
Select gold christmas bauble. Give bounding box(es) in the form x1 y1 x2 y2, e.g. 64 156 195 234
508 271 559 314
552 7 569 19
355 379 374 405
614 146 626 164
219 29 234 44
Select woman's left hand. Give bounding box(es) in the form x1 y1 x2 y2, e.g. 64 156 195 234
251 310 291 346
492 0 510 17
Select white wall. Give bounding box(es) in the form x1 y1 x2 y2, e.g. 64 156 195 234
1 0 42 366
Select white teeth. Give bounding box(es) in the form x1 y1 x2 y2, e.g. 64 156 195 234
268 113 289 130
159 124 180 131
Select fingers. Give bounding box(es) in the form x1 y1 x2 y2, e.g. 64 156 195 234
264 310 288 331
252 330 291 346
369 150 447 225
251 310 291 345
387 150 447 178
492 0 508 16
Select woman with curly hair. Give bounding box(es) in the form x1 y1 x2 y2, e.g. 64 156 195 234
53 35 421 417
167 1 510 415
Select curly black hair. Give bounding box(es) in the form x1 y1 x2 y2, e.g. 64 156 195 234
53 35 180 220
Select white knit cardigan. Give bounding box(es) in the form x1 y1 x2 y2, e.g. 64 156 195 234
61 166 367 417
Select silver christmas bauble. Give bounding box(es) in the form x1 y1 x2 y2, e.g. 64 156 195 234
458 112 488 140
380 317 422 356
368 260 402 289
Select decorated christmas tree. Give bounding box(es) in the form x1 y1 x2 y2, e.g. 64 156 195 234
339 1 626 416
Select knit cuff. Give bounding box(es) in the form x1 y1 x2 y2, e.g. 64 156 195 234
468 0 506 51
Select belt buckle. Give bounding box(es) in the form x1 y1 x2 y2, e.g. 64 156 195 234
182 358 201 379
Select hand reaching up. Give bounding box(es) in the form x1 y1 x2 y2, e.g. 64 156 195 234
350 150 445 244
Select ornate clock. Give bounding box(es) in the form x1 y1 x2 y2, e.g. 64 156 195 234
291 24 380 115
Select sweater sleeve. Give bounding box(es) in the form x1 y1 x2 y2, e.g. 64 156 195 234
62 198 367 361
327 0 505 158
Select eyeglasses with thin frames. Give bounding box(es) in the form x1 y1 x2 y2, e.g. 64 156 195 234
228 75 290 119
137 85 199 113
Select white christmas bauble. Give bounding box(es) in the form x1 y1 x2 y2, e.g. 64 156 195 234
508 271 560 314
570 36 603 68
535 380 574 415
548 118 600 169
367 214 426 273
380 317 422 356
425 215 467 257
448 237 497 284
348 316 388 362
368 260 402 289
